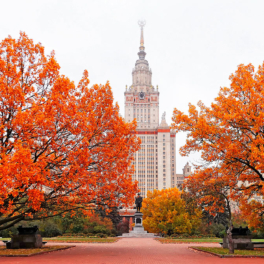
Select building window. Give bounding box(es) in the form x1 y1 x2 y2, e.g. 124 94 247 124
163 143 165 146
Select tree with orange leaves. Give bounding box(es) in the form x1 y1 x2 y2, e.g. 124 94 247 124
142 188 201 235
0 32 140 231
172 62 264 212
182 167 234 227
172 63 264 252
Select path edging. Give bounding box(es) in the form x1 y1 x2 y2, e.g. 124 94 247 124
0 245 75 257
189 246 264 258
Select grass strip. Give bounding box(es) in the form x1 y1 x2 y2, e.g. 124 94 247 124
155 238 264 244
0 237 119 243
0 245 74 257
156 238 222 243
190 247 264 258
44 237 119 243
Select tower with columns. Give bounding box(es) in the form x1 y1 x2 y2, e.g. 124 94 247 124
124 22 177 197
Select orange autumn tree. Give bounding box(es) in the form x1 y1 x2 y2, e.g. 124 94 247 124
142 188 201 235
0 32 140 231
172 63 264 251
183 167 235 227
240 200 264 233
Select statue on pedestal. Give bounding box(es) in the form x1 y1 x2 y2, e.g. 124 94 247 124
135 193 143 212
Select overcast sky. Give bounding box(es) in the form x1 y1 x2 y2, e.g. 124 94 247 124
1 0 264 173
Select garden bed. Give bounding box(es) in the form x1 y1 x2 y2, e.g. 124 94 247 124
190 246 264 258
44 237 119 243
156 238 222 244
0 245 74 257
155 237 264 244
1 237 119 243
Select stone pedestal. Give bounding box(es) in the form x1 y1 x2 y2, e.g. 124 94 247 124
223 236 253 250
222 227 253 250
121 212 155 238
9 226 42 249
11 234 42 249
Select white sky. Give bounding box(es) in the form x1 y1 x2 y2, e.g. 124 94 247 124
1 0 264 173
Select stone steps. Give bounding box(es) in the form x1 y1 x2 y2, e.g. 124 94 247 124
120 233 156 238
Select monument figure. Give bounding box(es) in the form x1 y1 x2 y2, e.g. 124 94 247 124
135 193 143 212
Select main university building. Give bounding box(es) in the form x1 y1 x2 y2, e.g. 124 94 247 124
124 22 191 197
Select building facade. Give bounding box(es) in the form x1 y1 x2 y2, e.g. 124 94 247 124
124 23 177 197
176 162 192 189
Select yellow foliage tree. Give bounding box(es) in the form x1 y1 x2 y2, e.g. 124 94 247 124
142 188 201 235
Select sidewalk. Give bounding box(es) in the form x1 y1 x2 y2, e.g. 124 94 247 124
0 238 263 264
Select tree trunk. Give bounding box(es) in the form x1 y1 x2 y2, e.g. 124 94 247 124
227 223 234 254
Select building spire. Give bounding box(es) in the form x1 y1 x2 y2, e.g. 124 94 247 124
138 20 146 60
140 22 144 47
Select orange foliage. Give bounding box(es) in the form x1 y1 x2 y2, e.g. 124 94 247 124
0 32 140 230
172 63 264 219
240 201 264 231
142 188 201 235
183 167 234 223
87 214 113 231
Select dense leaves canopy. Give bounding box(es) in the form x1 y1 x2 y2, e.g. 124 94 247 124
172 63 264 221
182 168 233 226
142 188 201 235
0 32 140 230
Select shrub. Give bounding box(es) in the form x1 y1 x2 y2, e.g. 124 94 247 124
111 229 117 236
40 221 62 237
72 224 84 234
219 230 226 238
117 219 129 235
96 233 107 238
209 223 226 238
0 226 18 238
94 225 107 234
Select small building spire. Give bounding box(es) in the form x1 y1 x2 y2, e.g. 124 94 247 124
140 23 144 47
138 20 146 60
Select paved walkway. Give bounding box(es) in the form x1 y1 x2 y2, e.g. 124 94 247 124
0 238 263 264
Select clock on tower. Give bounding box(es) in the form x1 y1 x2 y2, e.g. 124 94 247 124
139 92 145 100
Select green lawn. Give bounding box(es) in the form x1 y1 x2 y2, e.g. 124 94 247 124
192 246 264 257
156 238 264 244
0 245 73 256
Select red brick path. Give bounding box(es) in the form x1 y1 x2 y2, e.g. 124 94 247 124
0 238 263 264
